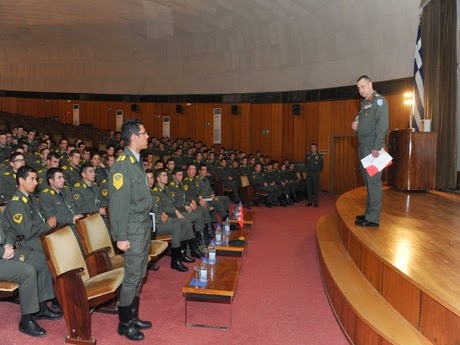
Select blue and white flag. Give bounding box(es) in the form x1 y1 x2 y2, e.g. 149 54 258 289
411 24 424 131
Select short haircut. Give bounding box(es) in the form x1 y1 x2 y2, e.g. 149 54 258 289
69 149 81 158
357 75 371 83
17 165 37 185
80 162 94 175
198 163 207 170
121 118 143 145
60 138 68 144
145 168 154 175
172 167 183 176
47 151 61 161
10 151 24 162
46 167 64 185
166 157 175 164
154 168 166 181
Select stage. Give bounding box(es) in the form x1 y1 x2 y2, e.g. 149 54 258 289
318 187 460 345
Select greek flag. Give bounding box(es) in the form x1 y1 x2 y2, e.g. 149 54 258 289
411 24 424 131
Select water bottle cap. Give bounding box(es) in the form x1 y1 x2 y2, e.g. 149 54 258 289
201 257 207 263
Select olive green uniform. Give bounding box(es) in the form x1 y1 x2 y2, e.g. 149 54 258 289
72 180 102 215
249 171 280 204
109 148 152 306
169 180 211 225
183 175 217 222
216 166 240 202
357 90 389 224
0 212 40 315
305 152 324 204
1 169 18 202
61 164 81 188
195 175 229 218
4 190 56 303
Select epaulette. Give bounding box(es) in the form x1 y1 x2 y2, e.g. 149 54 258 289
3 171 10 176
117 155 126 162
153 187 159 192
170 181 176 187
38 169 44 173
74 182 81 187
101 179 107 183
62 166 67 170
42 188 50 193
63 185 69 189
129 156 136 164
11 195 20 202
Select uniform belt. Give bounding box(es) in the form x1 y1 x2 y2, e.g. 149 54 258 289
129 214 150 222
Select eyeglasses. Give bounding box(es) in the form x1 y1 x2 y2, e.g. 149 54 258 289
13 159 25 163
138 132 148 136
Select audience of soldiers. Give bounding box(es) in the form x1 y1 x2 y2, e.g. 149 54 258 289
0 125 308 338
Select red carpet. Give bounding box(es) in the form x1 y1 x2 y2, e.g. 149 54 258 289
0 193 348 345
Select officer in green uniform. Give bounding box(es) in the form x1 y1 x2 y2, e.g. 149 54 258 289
0 211 48 337
39 168 83 243
216 158 240 203
36 151 61 194
352 75 389 227
72 163 106 218
4 166 62 324
109 119 152 341
196 164 229 220
1 152 27 202
305 143 324 207
61 149 81 188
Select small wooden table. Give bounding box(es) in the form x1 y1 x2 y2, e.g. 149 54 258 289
215 230 250 257
229 211 255 228
182 258 241 329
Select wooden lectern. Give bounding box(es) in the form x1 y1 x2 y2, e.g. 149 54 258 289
387 129 437 191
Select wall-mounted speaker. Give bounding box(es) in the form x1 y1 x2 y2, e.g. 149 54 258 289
292 104 300 115
231 104 238 115
176 104 183 113
131 103 139 113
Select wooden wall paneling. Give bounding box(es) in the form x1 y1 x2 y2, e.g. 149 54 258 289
139 102 155 137
60 100 73 124
238 103 251 154
281 103 295 162
292 102 307 162
330 99 361 136
381 265 421 328
148 103 162 138
37 99 46 117
249 104 263 155
191 103 206 143
387 94 412 130
331 136 363 194
270 103 283 162
318 101 331 191
222 103 240 150
419 292 460 345
301 102 320 162
347 233 362 269
361 246 383 293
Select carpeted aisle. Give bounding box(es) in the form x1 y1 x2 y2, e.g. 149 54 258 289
0 192 348 345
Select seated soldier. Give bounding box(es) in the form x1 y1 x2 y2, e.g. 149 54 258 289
39 168 84 242
4 166 63 324
36 151 61 194
196 164 229 220
250 162 281 207
61 149 81 188
0 212 48 337
1 152 27 202
146 169 200 272
216 158 241 203
72 163 106 217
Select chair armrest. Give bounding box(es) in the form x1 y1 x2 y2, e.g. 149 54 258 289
85 247 113 276
54 267 90 317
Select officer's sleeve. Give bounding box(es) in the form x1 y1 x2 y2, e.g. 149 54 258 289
72 186 88 214
0 212 16 247
373 96 390 151
109 162 130 241
5 200 38 241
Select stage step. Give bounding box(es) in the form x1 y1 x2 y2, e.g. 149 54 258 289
316 214 432 345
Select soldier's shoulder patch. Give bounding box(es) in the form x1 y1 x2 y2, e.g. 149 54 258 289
50 190 55 195
101 179 107 183
22 196 28 203
3 171 10 176
377 99 384 106
13 213 23 224
129 156 136 164
170 181 176 187
195 182 199 187
101 189 108 197
74 182 81 187
38 169 44 173
153 187 159 192
184 184 189 191
63 185 69 189
11 196 20 202
43 188 50 193
38 178 43 184
113 173 123 190
117 155 126 162
73 193 80 200
62 165 67 170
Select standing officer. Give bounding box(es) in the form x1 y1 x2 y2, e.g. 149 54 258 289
109 119 152 341
352 75 389 227
305 143 323 207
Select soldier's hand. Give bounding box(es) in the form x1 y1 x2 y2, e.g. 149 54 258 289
99 208 107 216
352 121 359 131
2 246 15 260
117 240 130 252
185 205 192 213
190 200 197 210
47 216 57 228
73 214 84 224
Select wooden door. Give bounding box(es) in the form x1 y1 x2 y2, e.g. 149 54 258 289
331 136 363 194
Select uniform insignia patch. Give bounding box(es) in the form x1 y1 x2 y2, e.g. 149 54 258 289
43 188 49 193
156 196 160 203
113 173 124 190
195 182 199 187
13 214 23 224
117 155 126 162
377 99 383 106
38 178 43 184
102 189 108 196
153 187 158 192
12 196 19 201
130 156 136 164
19 254 25 262
73 194 80 200
62 166 67 170
22 197 28 203
171 192 175 198
184 184 189 191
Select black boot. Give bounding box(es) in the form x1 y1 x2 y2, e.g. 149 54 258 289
188 237 205 259
131 296 152 330
34 301 63 320
118 304 144 340
279 196 287 207
195 230 206 246
204 224 214 244
180 241 195 263
19 314 46 337
171 247 189 272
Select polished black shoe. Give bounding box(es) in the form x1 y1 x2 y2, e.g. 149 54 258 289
19 320 46 337
180 251 195 263
355 219 379 227
34 307 63 320
171 258 189 272
355 215 366 220
306 202 312 207
118 304 145 340
50 298 62 313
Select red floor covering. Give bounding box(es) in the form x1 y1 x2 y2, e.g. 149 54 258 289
0 192 348 345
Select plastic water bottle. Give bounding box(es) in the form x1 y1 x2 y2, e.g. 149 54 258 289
199 258 208 282
208 241 216 265
238 201 243 214
215 224 222 245
223 218 231 236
